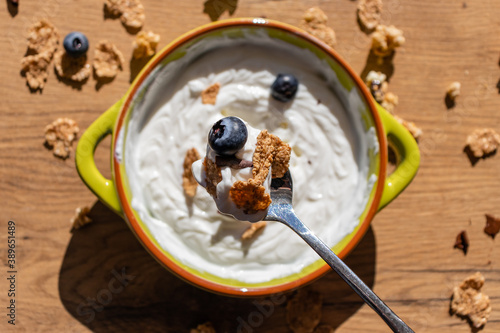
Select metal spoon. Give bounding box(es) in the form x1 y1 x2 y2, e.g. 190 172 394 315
264 170 414 333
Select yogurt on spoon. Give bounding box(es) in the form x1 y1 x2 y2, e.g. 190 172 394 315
192 116 291 222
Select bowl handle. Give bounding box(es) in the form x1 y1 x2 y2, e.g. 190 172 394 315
75 99 123 215
377 103 420 210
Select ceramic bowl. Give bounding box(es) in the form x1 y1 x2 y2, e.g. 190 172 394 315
75 18 420 296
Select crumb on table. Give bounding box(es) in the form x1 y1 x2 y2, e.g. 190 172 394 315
93 40 125 79
26 19 59 56
21 19 59 90
450 272 491 329
453 230 469 255
53 50 91 82
447 81 461 100
365 70 388 103
21 52 52 90
105 0 145 30
465 128 500 158
132 31 160 59
300 7 336 48
371 24 405 58
70 206 92 232
394 115 422 141
44 118 79 159
357 0 383 31
484 214 500 238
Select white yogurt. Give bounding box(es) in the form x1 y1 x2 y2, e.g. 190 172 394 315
123 31 377 283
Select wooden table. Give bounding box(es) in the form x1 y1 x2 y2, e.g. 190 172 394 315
1 0 499 331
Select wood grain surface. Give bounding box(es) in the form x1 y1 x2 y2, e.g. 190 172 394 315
1 0 500 332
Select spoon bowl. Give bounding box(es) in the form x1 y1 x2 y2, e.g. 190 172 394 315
265 170 414 333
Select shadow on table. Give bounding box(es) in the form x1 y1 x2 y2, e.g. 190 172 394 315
59 201 377 332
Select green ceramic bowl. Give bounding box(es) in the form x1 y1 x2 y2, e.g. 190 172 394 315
75 18 420 296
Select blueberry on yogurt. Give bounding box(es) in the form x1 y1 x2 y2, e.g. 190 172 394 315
63 32 89 58
208 117 248 156
271 73 298 102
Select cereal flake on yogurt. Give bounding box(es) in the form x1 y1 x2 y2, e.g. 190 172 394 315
201 82 221 105
182 147 201 198
241 221 267 240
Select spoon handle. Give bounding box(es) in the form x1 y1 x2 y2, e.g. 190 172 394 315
268 205 414 333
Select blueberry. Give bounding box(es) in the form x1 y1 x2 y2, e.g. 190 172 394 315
208 117 248 156
63 32 89 58
271 74 299 102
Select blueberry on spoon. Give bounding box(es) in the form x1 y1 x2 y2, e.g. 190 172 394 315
63 32 89 58
208 117 248 156
271 73 298 102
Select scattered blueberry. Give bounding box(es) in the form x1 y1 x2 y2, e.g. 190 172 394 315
63 32 89 58
208 117 248 156
271 73 299 102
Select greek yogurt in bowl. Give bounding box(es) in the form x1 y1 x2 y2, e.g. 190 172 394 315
121 27 379 285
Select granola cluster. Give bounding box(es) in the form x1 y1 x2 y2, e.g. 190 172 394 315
70 206 93 232
450 272 491 329
44 118 80 159
465 128 500 158
371 24 405 58
365 70 400 113
105 0 145 30
365 70 388 103
26 19 60 55
93 40 125 79
229 130 291 214
132 31 160 59
364 71 421 140
53 50 91 82
300 7 336 48
394 115 423 141
21 19 60 90
447 81 461 101
357 0 383 31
